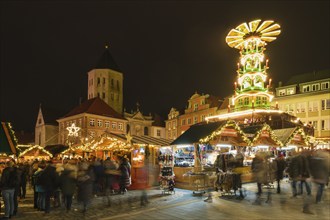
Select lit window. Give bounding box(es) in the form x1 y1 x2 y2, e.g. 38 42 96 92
287 88 295 95
311 84 319 91
194 103 198 111
97 120 102 127
256 96 261 105
182 119 186 125
188 118 192 124
309 101 318 112
90 119 95 126
105 121 110 128
194 116 198 124
244 97 249 105
157 130 161 137
321 119 330 130
201 115 205 121
312 121 318 130
262 97 267 105
279 89 286 96
112 122 117 130
238 98 243 106
118 123 123 130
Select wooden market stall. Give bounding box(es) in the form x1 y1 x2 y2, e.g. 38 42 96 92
19 145 53 161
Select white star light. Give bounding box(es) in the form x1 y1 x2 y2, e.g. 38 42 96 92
67 123 81 137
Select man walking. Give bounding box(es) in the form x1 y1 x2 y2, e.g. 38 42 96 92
0 161 17 219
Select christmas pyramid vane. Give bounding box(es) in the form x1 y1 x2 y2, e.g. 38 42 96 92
226 19 281 110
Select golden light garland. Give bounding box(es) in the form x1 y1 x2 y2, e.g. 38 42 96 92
251 123 283 146
284 127 309 147
19 145 53 158
199 120 251 145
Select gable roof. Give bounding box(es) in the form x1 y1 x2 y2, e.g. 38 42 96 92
44 144 69 156
62 97 126 120
95 47 121 72
283 69 330 86
40 105 64 125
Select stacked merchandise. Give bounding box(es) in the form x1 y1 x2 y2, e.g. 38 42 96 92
158 152 175 194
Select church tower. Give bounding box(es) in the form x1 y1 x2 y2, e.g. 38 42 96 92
87 45 123 114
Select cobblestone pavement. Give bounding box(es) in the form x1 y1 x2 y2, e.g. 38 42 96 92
3 179 330 220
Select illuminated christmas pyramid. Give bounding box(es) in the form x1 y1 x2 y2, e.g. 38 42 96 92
226 20 281 111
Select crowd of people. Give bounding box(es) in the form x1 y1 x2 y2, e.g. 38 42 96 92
0 155 132 219
251 149 329 214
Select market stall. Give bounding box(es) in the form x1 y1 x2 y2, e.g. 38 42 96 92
19 145 53 161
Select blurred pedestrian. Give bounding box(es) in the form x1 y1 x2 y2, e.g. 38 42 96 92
251 152 265 196
310 150 329 204
77 161 94 213
275 153 287 194
118 156 131 194
59 164 77 212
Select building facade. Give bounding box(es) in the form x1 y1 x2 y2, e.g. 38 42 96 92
274 69 330 147
165 92 222 140
57 97 127 146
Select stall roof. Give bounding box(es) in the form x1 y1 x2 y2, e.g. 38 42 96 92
0 122 17 155
171 121 224 145
273 128 296 145
44 144 69 156
107 132 172 146
19 145 53 158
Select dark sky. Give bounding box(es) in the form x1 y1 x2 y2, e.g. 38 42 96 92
1 1 329 133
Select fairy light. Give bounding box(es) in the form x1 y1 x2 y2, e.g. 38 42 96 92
19 145 53 158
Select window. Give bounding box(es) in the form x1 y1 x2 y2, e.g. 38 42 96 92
285 104 294 113
256 96 261 105
262 97 267 105
238 98 243 106
157 129 161 137
194 116 198 124
321 119 330 130
321 82 329 90
312 121 318 130
112 122 117 130
321 99 330 110
312 84 319 91
144 127 148 135
97 120 102 127
279 89 286 96
201 115 205 121
308 101 318 112
296 102 306 113
287 88 295 95
118 123 123 130
103 77 106 85
97 78 100 86
201 99 205 105
181 119 186 126
244 97 249 105
105 121 110 128
172 121 176 129
89 119 95 126
194 103 198 111
187 118 192 124
302 85 310 92
38 118 42 124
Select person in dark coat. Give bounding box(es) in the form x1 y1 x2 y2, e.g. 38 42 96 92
118 156 131 194
38 160 58 214
77 161 95 213
0 161 17 219
59 164 77 212
275 153 287 193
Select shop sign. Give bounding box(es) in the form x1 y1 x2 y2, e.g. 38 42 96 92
260 130 269 138
221 128 237 137
246 133 254 138
292 134 302 142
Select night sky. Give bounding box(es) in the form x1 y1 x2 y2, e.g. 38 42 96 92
1 1 329 133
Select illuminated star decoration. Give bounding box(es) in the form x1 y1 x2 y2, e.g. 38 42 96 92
67 123 81 137
125 133 133 144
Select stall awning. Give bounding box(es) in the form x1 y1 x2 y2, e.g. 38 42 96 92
171 121 224 145
273 127 309 147
243 123 283 147
107 133 172 146
19 145 53 158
